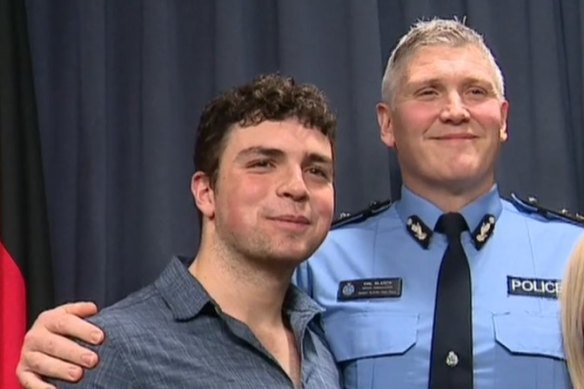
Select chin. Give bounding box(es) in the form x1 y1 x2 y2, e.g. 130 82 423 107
274 250 312 263
436 172 492 193
440 164 481 180
270 244 318 263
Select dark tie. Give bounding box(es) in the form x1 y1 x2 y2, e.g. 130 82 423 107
429 212 473 389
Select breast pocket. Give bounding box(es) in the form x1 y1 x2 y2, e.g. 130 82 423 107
323 311 418 389
493 313 570 388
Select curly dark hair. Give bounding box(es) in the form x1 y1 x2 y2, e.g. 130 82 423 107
194 74 337 186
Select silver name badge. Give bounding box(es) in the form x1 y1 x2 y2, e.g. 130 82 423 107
337 278 402 301
507 276 560 299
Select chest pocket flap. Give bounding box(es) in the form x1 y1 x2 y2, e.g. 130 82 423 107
323 311 418 362
493 313 564 360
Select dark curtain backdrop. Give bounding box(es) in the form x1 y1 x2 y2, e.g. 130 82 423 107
23 0 584 307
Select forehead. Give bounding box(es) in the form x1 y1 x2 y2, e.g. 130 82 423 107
222 119 332 159
403 44 496 84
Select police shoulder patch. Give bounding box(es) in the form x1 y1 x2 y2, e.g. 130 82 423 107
332 199 392 229
508 193 584 227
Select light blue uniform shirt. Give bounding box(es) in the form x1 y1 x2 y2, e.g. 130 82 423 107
294 186 584 389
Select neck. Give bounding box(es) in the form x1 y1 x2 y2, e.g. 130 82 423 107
189 239 294 328
403 177 495 212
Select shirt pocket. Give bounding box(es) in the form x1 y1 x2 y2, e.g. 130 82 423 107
492 313 569 388
322 311 418 389
323 311 418 361
493 313 564 359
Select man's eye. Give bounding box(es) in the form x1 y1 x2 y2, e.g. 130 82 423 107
468 87 487 96
307 167 330 180
248 159 274 168
416 88 438 98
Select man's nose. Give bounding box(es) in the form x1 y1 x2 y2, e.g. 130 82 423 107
439 92 470 124
277 168 309 201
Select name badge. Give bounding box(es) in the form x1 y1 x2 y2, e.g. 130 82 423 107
507 276 560 299
337 278 402 301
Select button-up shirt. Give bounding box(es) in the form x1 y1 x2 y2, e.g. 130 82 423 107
295 186 584 389
54 256 341 388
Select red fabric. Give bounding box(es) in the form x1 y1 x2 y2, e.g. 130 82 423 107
0 1 55 387
0 241 26 389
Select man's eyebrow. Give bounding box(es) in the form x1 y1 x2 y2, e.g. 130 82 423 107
408 77 440 86
462 77 495 86
235 147 333 166
235 147 285 160
408 76 494 88
306 153 333 165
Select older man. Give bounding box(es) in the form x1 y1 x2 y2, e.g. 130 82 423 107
295 19 583 389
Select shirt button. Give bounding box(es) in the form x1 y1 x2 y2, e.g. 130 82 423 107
446 351 459 367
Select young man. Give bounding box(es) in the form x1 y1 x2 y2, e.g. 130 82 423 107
18 74 341 388
17 19 584 389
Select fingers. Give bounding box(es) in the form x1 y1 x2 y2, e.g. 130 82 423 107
21 349 86 380
18 351 84 385
16 301 103 386
42 302 104 345
24 327 100 369
18 370 58 389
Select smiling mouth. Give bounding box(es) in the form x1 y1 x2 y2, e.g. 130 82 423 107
269 215 311 225
434 133 477 140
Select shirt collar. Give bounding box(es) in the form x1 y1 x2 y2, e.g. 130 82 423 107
460 185 503 232
284 284 325 316
155 256 323 321
155 256 213 321
395 186 443 230
396 185 503 247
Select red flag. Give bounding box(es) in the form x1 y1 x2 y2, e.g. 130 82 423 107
0 0 55 387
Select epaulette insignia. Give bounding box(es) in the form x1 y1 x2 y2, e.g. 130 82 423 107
509 193 584 227
470 214 496 250
331 199 392 229
405 215 432 249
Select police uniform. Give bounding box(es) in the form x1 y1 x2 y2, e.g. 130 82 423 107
294 185 584 389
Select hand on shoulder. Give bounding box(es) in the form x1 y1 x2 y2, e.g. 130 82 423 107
17 301 103 389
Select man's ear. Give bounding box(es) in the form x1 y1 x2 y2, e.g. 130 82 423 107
377 102 396 148
191 171 215 219
499 100 510 143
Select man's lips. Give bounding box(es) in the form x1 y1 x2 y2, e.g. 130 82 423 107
432 133 478 140
268 215 311 225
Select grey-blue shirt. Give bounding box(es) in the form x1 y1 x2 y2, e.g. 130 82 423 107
54 256 341 388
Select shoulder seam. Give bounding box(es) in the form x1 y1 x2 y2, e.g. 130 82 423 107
332 199 392 229
507 193 584 227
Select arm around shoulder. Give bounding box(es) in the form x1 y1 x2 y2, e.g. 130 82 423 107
48 318 136 389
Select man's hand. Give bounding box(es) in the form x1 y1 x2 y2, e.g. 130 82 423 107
17 302 104 389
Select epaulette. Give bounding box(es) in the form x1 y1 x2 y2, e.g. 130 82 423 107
508 193 584 227
331 199 392 229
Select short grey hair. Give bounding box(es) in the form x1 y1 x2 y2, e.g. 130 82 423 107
381 18 505 104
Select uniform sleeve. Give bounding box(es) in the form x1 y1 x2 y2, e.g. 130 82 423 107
48 319 136 388
292 261 313 296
